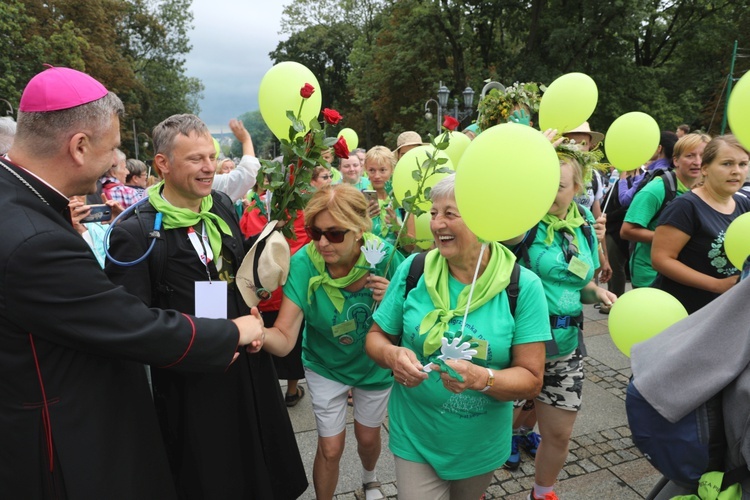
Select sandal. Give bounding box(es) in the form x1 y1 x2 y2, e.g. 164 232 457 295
363 481 384 499
285 386 305 407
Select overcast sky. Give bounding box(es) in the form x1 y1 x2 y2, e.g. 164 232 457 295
185 1 286 133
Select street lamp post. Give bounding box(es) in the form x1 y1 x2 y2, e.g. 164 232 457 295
423 81 475 134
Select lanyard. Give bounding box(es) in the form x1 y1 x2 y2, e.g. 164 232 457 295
187 224 213 281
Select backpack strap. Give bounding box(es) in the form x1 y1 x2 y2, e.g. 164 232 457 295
404 251 427 299
575 202 595 252
404 251 522 319
513 224 539 267
130 200 171 307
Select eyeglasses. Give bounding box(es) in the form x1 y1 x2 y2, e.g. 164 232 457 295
317 175 332 180
305 226 350 243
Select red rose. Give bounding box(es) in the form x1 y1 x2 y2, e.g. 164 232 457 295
333 136 349 159
322 108 343 125
300 83 315 99
442 115 459 131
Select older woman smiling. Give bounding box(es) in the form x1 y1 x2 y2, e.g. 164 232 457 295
366 174 550 500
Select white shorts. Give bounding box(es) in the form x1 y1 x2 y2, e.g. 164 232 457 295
304 367 391 438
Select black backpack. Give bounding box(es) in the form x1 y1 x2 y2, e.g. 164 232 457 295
403 251 521 318
630 168 679 222
122 192 239 307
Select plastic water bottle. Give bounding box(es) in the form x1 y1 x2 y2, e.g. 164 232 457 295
609 168 619 186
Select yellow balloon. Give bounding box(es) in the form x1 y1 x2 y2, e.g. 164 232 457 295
258 62 322 141
724 212 750 269
728 71 750 150
436 131 471 167
414 212 434 249
337 128 359 151
539 73 598 133
212 138 220 156
604 112 660 171
609 288 688 357
392 145 453 210
454 123 559 241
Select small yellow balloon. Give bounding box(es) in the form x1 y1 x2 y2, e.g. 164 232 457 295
604 112 660 171
539 73 598 133
392 145 453 210
435 131 471 167
608 288 688 357
337 128 359 151
258 62 322 141
724 212 750 270
414 212 434 249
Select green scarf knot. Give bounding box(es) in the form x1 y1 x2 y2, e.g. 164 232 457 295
147 181 233 260
306 233 382 313
540 202 586 249
418 242 516 357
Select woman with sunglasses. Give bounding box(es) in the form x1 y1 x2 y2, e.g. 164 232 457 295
311 165 334 190
365 174 550 500
261 183 404 500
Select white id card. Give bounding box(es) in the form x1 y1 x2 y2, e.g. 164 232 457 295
195 281 228 319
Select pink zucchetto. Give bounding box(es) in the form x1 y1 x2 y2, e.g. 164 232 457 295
19 66 108 113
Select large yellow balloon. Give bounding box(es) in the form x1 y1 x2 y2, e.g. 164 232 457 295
414 212 434 249
392 145 453 210
604 112 660 171
436 131 471 167
454 123 559 241
728 72 750 150
539 73 598 133
609 288 688 357
258 62 322 141
337 128 359 151
724 212 750 269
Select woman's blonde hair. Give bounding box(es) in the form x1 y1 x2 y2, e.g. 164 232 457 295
559 156 585 195
304 183 373 233
673 132 711 160
365 145 396 169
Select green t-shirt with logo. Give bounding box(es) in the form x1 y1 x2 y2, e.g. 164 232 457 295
283 237 404 390
624 176 689 287
518 206 599 358
372 252 551 479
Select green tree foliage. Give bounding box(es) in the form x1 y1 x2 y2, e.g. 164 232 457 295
0 0 203 157
275 0 750 148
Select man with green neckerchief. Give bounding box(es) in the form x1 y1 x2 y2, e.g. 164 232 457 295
261 183 403 500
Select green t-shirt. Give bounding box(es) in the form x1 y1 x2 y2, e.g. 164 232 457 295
518 206 599 358
371 197 402 246
372 252 551 479
351 177 373 191
624 176 689 287
283 237 404 390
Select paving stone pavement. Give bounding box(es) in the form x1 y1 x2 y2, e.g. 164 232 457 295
283 296 664 499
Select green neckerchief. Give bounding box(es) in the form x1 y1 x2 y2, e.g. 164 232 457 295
418 242 516 357
250 191 266 218
540 202 585 249
306 232 380 313
147 181 233 260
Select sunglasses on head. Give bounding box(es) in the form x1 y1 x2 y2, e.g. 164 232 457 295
305 226 350 243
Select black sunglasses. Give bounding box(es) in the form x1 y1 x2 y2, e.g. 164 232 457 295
318 174 332 180
305 226 350 243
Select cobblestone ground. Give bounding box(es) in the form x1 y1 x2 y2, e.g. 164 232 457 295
342 353 645 500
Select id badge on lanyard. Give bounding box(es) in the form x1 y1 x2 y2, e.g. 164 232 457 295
188 224 227 318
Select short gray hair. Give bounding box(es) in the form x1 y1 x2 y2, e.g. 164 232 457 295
429 173 456 202
0 117 17 155
152 114 210 160
15 92 124 158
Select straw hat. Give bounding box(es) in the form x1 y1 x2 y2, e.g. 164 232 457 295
236 221 290 307
393 131 424 154
563 122 604 150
